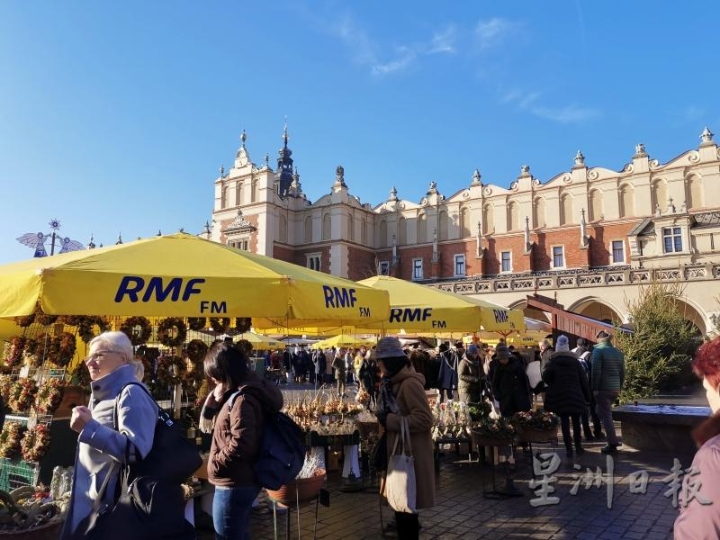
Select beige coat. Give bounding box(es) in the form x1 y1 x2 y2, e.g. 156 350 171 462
384 367 436 509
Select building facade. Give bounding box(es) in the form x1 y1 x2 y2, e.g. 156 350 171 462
208 127 720 335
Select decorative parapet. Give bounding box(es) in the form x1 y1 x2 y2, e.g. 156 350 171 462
428 264 719 295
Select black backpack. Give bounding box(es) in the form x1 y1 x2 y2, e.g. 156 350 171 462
228 390 306 490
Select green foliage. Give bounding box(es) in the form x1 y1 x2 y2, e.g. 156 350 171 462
616 282 702 404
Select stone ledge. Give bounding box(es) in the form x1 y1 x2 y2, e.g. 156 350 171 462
613 404 710 453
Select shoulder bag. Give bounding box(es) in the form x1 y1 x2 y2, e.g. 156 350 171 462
385 416 417 514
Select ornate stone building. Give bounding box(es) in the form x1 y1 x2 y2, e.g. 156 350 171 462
208 127 720 335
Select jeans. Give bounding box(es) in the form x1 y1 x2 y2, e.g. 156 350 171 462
212 485 261 540
594 390 620 445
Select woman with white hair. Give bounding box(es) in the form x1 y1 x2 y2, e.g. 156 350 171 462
60 331 158 539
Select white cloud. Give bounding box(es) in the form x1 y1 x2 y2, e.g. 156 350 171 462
427 26 457 54
475 17 519 50
372 47 417 76
531 104 600 124
503 88 599 124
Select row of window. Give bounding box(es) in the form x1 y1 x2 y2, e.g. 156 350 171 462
301 229 683 277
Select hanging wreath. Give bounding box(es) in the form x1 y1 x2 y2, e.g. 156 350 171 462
22 337 43 368
20 423 51 462
15 312 35 328
209 317 231 334
235 318 252 333
0 375 12 405
185 339 208 363
2 336 26 369
187 317 207 331
77 316 110 343
8 378 38 413
156 355 185 386
182 357 204 391
120 316 152 346
157 317 188 348
0 422 26 460
58 315 83 327
46 332 77 368
34 305 58 327
35 378 65 415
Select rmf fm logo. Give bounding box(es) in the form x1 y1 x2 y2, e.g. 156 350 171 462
114 276 227 313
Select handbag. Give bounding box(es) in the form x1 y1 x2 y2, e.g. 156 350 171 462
385 416 417 514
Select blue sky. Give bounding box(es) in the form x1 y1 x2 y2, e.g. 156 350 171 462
1 1 718 264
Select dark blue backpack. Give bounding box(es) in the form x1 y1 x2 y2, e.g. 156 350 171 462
228 391 306 490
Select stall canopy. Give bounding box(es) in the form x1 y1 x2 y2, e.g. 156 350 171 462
312 334 376 350
0 233 390 329
234 332 283 351
352 276 525 333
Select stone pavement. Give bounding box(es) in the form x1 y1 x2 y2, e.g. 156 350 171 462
196 427 696 539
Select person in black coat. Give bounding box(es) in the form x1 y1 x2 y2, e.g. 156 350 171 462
542 335 591 457
491 342 532 418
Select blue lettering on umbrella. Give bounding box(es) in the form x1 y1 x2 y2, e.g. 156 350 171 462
323 286 358 308
115 276 206 303
389 307 433 322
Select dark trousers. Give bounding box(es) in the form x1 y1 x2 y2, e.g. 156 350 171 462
560 414 582 453
395 511 419 540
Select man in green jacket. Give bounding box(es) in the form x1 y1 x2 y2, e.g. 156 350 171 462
591 330 625 454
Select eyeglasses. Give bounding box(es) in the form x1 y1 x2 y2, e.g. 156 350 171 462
84 350 119 364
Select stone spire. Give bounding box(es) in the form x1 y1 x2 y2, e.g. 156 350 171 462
116 233 123 245
389 186 398 201
524 216 533 253
520 165 531 176
234 130 250 168
290 167 302 196
580 209 589 247
700 126 714 146
573 150 585 168
87 234 96 249
471 169 482 186
333 165 347 189
476 221 483 258
634 143 647 157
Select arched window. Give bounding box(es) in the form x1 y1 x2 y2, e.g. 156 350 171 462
483 204 494 234
533 197 546 228
589 190 603 222
686 175 703 209
619 185 634 218
378 220 388 247
398 216 407 245
459 207 471 238
304 216 313 243
438 210 448 241
235 182 242 206
278 215 287 243
322 213 331 241
347 214 354 241
651 179 667 212
507 201 519 231
560 194 573 225
417 213 427 244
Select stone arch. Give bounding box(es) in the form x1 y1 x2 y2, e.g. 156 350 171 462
589 189 603 222
533 197 546 228
304 216 313 244
398 216 407 245
482 204 494 235
438 210 449 241
507 201 520 231
560 193 574 225
568 297 624 325
417 212 427 244
378 219 388 248
459 207 471 238
322 213 331 241
686 174 703 210
672 297 707 335
619 184 634 218
651 178 668 212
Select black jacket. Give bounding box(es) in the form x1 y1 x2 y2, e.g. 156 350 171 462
542 351 591 416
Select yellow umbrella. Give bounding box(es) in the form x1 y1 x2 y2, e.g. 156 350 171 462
312 334 376 350
234 332 283 351
352 276 524 333
0 233 390 328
